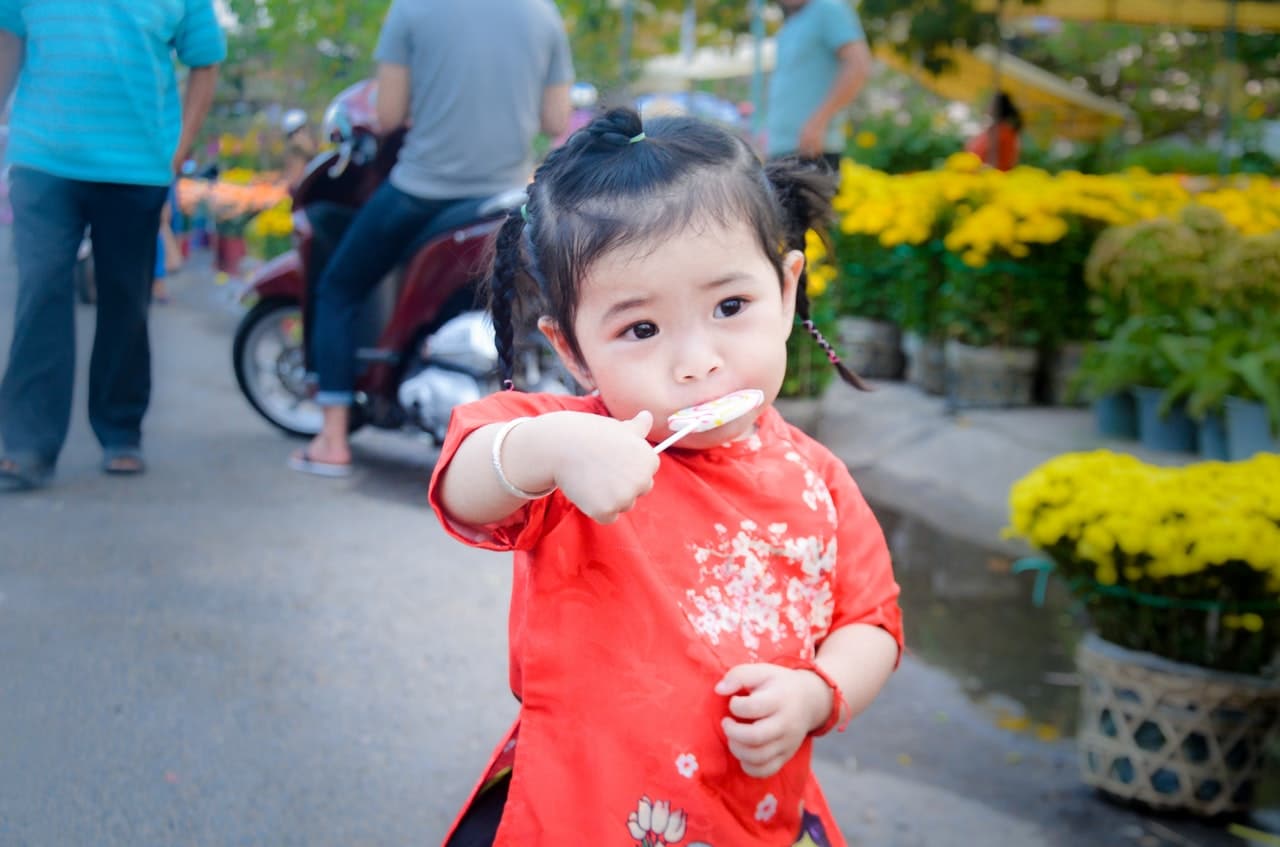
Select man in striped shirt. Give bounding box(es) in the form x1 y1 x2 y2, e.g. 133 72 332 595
0 0 224 491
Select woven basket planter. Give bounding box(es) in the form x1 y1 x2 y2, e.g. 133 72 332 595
943 340 1038 410
837 317 904 380
1076 633 1280 816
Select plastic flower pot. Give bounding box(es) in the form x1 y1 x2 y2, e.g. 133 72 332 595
1133 386 1196 453
1093 391 1138 440
214 235 247 275
1225 396 1280 461
1196 413 1230 461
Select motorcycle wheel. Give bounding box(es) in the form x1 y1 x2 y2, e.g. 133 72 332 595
233 299 364 439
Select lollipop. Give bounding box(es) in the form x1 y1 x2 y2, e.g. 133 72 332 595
652 389 765 453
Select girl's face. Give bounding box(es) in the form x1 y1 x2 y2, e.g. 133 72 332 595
541 217 803 449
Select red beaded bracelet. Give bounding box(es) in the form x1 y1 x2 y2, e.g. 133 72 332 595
775 656 852 736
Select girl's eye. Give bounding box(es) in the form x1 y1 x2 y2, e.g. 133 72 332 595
715 297 747 318
625 321 658 340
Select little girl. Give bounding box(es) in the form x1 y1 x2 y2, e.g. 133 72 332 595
429 108 902 847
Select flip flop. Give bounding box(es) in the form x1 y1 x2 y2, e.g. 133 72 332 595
0 456 52 492
102 448 146 476
288 450 353 478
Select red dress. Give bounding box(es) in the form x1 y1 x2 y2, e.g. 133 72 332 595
428 392 903 847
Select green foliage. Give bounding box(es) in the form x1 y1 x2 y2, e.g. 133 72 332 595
940 227 1092 350
830 234 899 323
842 107 964 174
782 299 837 398
222 0 382 112
1165 312 1280 432
858 0 1004 76
890 242 947 339
1104 141 1276 175
1016 22 1280 145
1217 231 1280 316
1071 312 1183 400
1083 218 1210 336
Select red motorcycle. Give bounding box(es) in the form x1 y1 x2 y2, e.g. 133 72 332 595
232 81 567 442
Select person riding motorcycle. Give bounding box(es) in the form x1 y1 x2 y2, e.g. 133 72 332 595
289 0 573 478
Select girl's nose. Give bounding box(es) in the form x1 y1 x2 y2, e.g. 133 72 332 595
674 335 723 383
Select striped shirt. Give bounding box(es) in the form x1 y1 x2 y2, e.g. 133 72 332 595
0 0 225 186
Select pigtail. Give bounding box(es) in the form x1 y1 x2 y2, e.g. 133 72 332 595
486 211 527 390
795 282 870 391
766 156 870 392
765 156 836 252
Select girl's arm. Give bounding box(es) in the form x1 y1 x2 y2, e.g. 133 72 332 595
812 622 900 727
717 623 898 778
436 410 659 527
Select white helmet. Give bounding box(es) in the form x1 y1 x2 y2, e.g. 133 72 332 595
281 108 308 136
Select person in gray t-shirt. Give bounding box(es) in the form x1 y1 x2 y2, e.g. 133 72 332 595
290 0 573 478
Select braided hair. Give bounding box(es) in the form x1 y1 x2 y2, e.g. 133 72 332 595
486 107 867 392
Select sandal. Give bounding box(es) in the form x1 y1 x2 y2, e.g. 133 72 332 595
288 449 353 478
102 448 146 476
0 456 53 491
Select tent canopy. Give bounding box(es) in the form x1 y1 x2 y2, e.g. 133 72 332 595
637 37 1131 141
873 43 1132 141
972 0 1280 31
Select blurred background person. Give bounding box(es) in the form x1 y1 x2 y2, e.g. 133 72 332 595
766 0 873 173
289 0 572 478
966 91 1023 171
0 1 224 490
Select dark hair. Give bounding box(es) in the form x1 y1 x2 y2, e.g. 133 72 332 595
995 92 1023 132
487 107 867 391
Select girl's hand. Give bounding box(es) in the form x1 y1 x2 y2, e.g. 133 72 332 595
549 410 659 524
715 663 832 778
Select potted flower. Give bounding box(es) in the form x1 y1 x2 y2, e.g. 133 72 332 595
1008 451 1280 816
245 198 294 262
1223 346 1280 460
1216 231 1280 458
830 164 956 387
1071 313 1179 440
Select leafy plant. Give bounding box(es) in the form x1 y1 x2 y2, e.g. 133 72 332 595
1071 312 1182 400
1083 218 1210 330
1158 323 1243 421
1230 347 1280 438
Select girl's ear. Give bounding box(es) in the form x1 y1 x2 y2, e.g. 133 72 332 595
537 316 596 391
780 249 804 328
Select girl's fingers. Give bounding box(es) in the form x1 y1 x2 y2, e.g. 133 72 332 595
728 690 776 721
722 715 781 747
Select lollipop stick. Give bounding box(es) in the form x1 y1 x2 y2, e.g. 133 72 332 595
652 422 700 454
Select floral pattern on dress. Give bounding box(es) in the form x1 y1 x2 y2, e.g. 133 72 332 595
627 796 712 846
683 510 838 657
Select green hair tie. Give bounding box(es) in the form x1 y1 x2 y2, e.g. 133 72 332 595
629 132 646 144
520 203 530 223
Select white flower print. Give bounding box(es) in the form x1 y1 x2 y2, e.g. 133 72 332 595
755 793 778 822
627 795 691 846
684 513 838 657
675 753 699 778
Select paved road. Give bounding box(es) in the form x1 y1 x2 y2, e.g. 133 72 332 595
0 237 1246 846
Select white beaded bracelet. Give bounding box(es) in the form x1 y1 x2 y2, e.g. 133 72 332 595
491 417 556 500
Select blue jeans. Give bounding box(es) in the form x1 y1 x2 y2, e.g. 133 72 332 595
311 181 483 406
0 167 168 468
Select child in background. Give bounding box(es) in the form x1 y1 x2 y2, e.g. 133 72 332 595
429 108 902 847
966 91 1023 172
